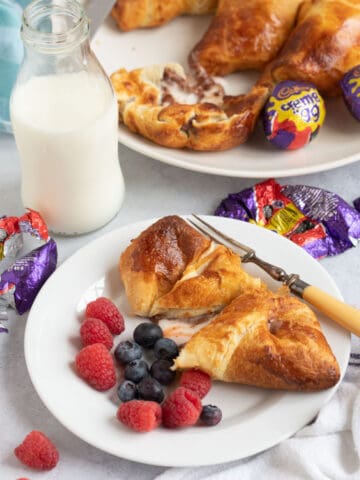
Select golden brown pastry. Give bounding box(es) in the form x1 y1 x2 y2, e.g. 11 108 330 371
110 63 269 150
119 215 262 318
112 0 218 31
190 0 303 75
261 0 360 96
174 288 340 391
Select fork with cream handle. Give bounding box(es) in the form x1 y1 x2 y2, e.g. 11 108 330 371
188 214 360 336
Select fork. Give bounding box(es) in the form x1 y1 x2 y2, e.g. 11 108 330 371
188 214 360 336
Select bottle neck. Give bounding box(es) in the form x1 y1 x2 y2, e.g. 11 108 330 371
23 39 91 77
22 0 89 55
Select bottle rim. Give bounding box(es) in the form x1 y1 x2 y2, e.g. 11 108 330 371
22 0 89 53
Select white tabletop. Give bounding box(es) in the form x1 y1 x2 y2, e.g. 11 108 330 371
0 132 359 479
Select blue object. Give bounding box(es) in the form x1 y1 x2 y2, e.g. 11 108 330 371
0 1 29 134
137 376 164 404
124 360 149 384
133 322 163 349
153 338 179 360
114 340 143 364
117 380 138 403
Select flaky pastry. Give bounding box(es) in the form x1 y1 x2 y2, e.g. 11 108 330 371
260 0 360 97
174 288 340 391
119 215 262 318
112 0 218 31
110 63 269 151
190 0 303 75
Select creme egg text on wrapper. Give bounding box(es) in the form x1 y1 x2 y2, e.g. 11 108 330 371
263 81 326 150
340 65 360 121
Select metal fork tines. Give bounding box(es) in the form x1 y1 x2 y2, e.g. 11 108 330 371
188 214 255 261
188 214 308 297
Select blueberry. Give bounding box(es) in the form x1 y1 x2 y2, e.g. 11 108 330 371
200 405 222 426
154 338 179 360
117 380 138 402
137 376 164 403
150 359 176 385
133 322 163 349
124 359 149 383
114 340 142 364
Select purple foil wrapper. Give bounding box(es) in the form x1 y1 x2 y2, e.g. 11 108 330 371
0 238 57 315
340 65 360 121
283 185 360 258
215 180 360 259
354 197 360 213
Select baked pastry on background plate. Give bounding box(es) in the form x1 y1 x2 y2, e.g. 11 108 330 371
189 0 303 75
259 0 360 97
110 63 269 150
119 215 262 318
174 287 341 391
112 0 218 31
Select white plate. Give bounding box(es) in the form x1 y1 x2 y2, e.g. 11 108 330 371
92 16 360 178
25 216 350 467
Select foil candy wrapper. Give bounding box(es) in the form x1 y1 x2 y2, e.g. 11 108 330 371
215 179 360 260
263 81 326 150
0 211 57 332
0 209 49 262
340 65 360 121
0 239 57 316
354 197 360 213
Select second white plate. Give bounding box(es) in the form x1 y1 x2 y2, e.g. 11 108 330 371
92 15 360 178
24 217 350 467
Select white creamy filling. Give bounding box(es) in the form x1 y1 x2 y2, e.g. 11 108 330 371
160 69 224 107
162 81 199 105
179 241 218 282
159 315 215 346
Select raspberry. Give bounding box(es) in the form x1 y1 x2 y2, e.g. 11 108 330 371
85 297 124 335
117 400 162 432
80 318 113 350
180 369 212 399
162 387 202 428
75 343 116 391
14 431 59 470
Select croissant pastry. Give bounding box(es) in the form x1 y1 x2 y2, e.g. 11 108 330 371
174 288 340 391
112 0 218 31
190 0 303 76
261 0 360 96
111 63 269 150
119 215 262 318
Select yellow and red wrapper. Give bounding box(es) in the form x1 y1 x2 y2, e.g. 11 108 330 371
215 179 360 260
263 81 326 150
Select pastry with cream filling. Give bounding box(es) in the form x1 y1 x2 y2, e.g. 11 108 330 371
111 63 269 151
174 287 340 391
119 215 262 318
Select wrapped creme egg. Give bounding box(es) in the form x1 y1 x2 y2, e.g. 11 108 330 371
263 81 326 150
340 65 360 121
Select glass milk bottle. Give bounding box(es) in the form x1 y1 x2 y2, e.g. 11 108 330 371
10 0 124 235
